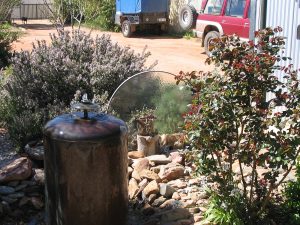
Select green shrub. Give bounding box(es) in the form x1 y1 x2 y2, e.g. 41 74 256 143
93 0 116 31
0 0 21 21
283 160 300 224
129 107 157 136
51 0 117 31
0 30 153 150
177 27 300 224
202 191 245 225
83 0 118 31
0 23 19 69
154 84 191 134
183 31 194 40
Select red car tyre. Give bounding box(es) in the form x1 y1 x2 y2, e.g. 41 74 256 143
204 31 220 56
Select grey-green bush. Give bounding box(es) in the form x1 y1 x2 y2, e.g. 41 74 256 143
0 30 153 150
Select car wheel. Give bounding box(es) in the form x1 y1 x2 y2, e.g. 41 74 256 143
204 31 220 56
122 20 132 37
178 5 197 31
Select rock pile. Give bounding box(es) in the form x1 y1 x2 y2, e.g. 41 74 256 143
0 147 45 225
127 151 210 225
0 143 211 225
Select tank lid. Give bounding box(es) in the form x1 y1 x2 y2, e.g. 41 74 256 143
71 93 100 119
44 112 127 142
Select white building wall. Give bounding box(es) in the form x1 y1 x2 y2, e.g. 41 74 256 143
254 0 300 102
264 0 300 79
11 0 52 19
11 6 21 19
291 1 300 70
255 0 300 102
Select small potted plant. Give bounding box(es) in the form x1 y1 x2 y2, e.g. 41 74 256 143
129 107 159 156
132 108 156 136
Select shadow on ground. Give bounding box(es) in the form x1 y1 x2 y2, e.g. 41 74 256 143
15 23 56 31
132 31 183 40
1 202 193 225
128 199 194 225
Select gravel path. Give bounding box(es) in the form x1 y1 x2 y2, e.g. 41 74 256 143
0 128 18 169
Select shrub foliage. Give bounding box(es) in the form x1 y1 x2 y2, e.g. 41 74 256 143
284 159 300 224
176 27 300 224
93 0 116 31
0 22 19 69
51 0 116 31
154 84 191 134
0 30 152 149
0 0 21 21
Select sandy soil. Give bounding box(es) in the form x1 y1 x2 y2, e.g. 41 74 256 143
12 19 214 75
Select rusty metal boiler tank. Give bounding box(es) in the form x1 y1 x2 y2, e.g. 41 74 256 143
43 98 128 225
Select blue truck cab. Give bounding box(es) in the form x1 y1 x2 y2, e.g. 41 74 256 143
115 0 169 37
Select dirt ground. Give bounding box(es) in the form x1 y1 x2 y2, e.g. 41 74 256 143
12 20 214 75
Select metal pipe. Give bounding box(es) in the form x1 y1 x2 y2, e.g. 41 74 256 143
249 0 267 40
259 0 267 29
249 0 257 40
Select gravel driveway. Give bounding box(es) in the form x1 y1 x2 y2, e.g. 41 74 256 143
12 20 214 75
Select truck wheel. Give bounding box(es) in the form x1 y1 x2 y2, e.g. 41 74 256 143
204 31 220 56
122 20 132 37
178 5 197 31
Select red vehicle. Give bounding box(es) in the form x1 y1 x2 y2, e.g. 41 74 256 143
179 0 251 55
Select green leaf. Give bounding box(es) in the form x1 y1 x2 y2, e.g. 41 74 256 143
276 156 282 162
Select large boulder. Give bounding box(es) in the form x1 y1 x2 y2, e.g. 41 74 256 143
30 196 44 209
0 186 15 195
143 180 159 197
0 157 32 183
146 155 171 165
132 158 150 173
128 178 139 199
128 151 145 159
24 144 44 161
132 170 142 183
33 169 45 185
159 199 179 209
152 196 167 207
159 163 185 181
168 179 187 189
139 169 161 181
159 183 176 198
169 151 184 165
159 208 191 223
128 167 133 177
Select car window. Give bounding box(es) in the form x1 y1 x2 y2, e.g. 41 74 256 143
225 0 246 18
204 0 224 15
